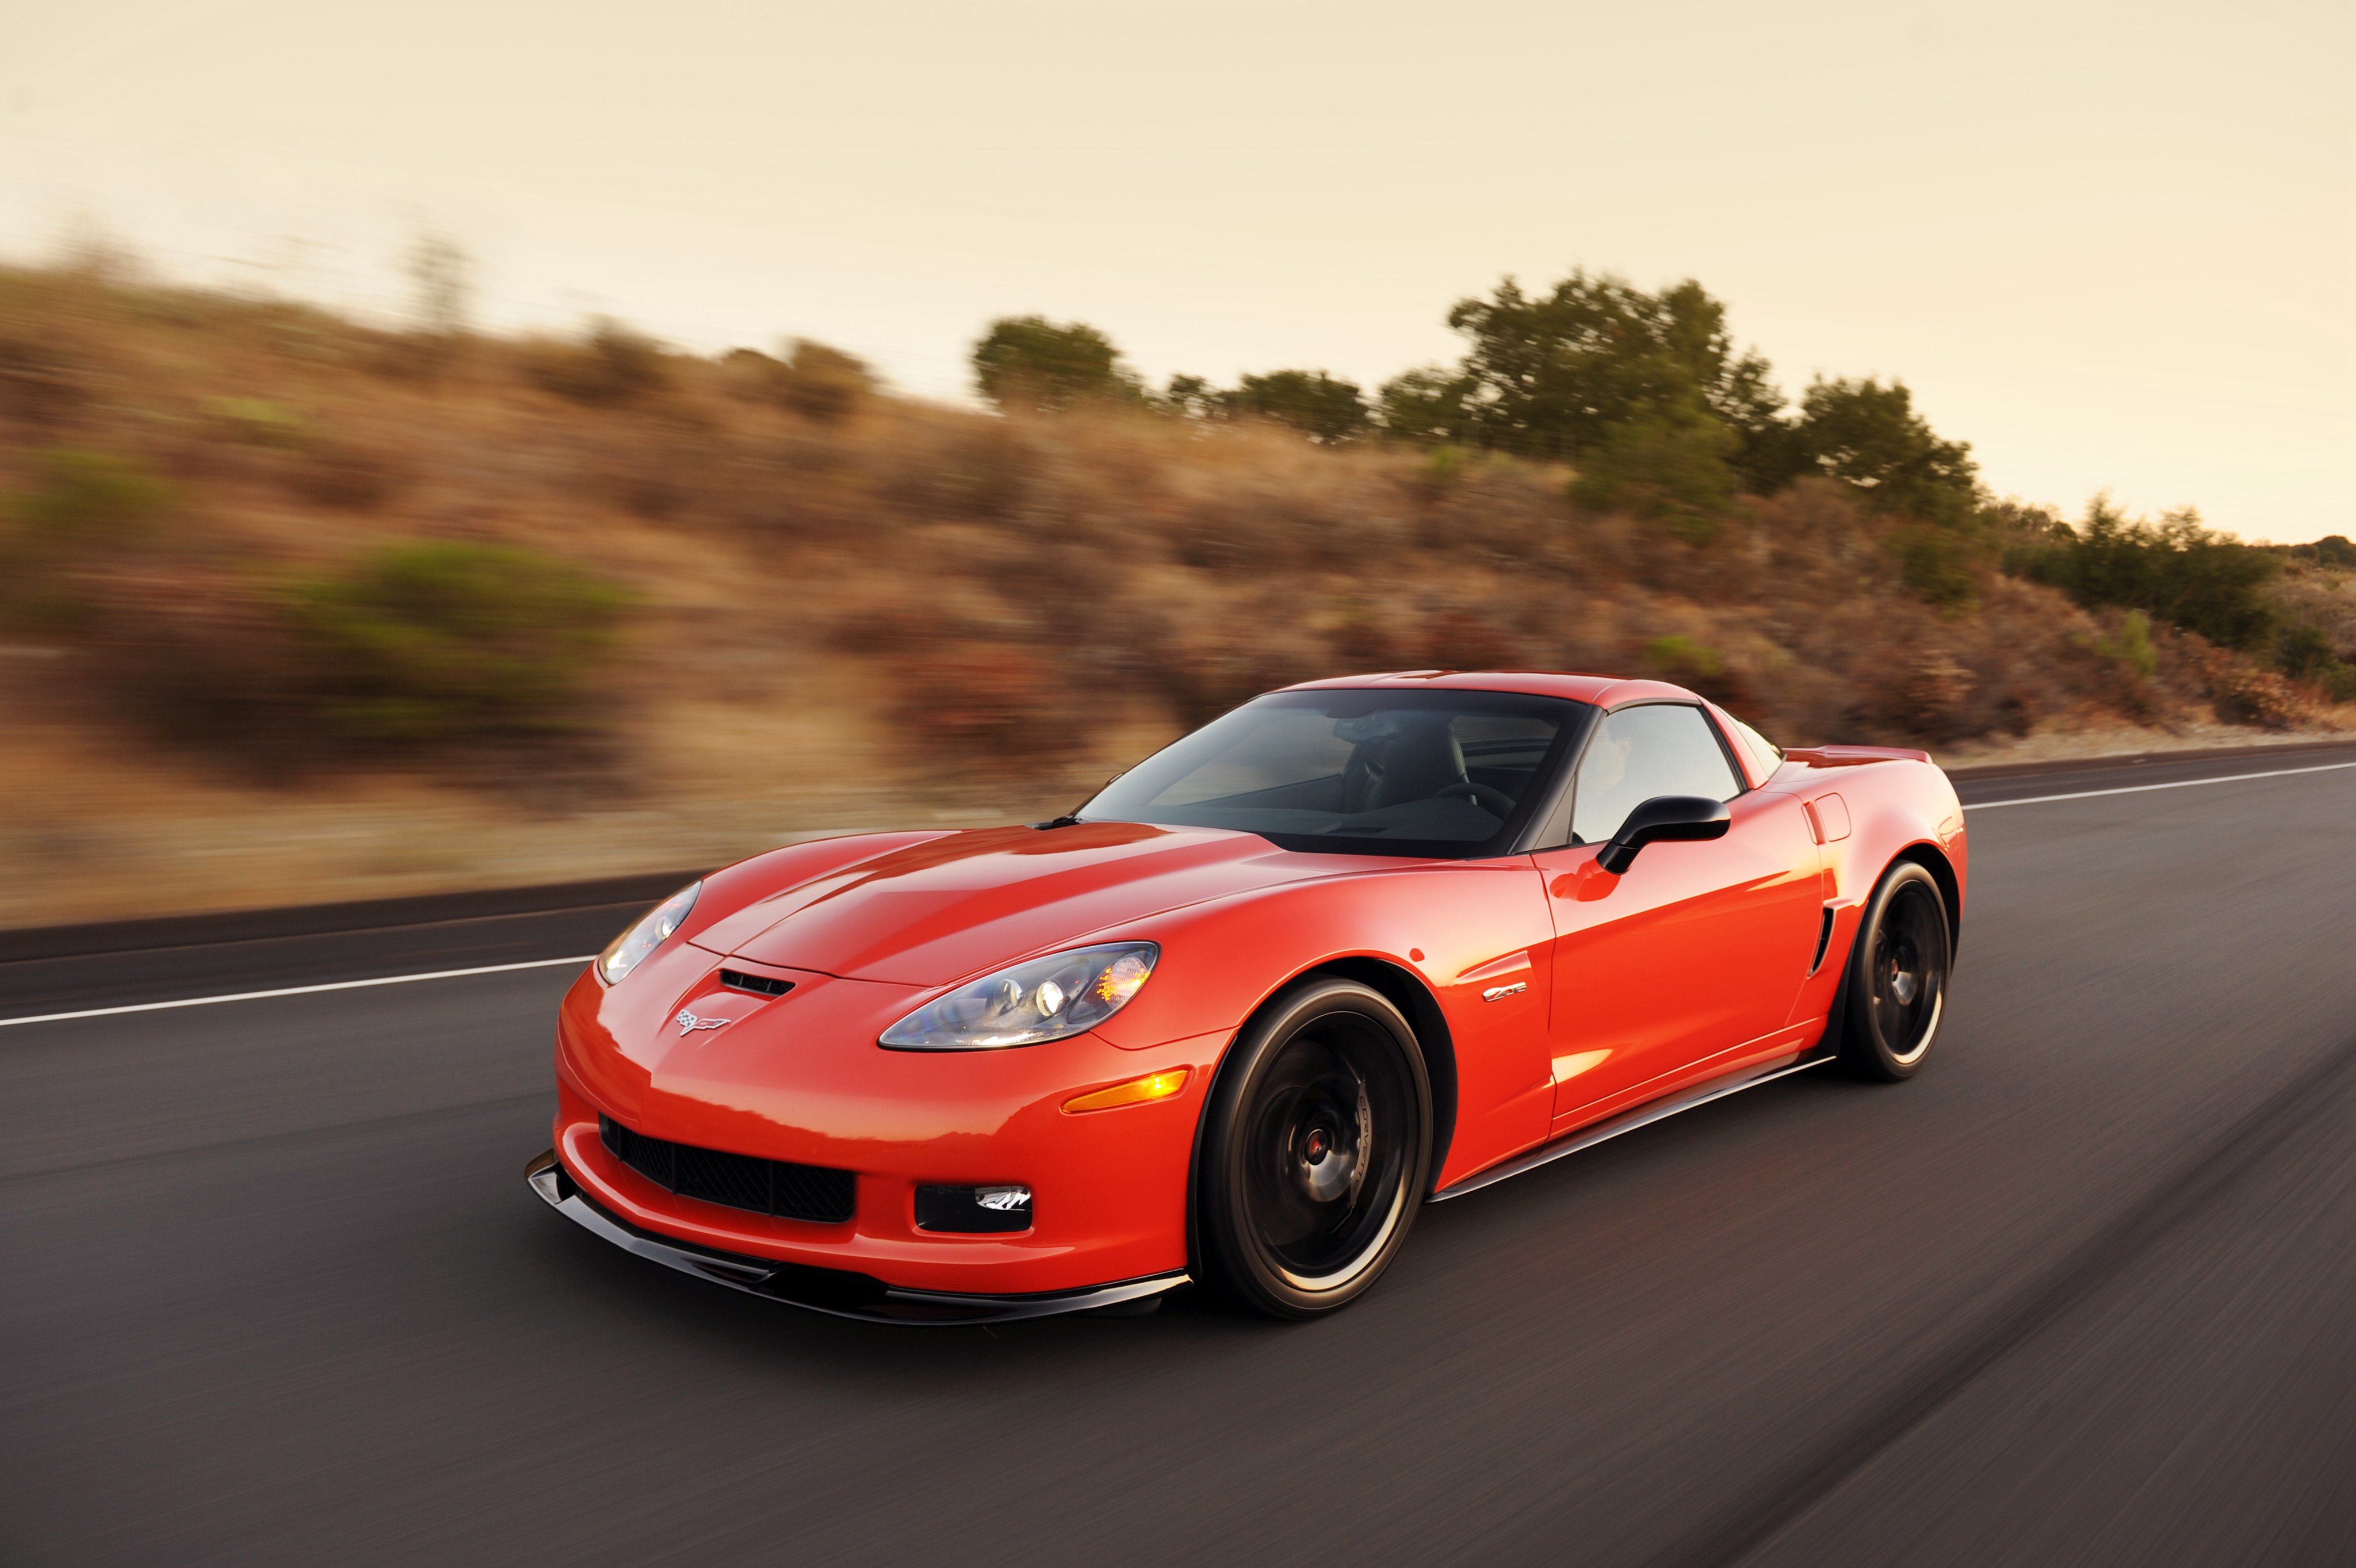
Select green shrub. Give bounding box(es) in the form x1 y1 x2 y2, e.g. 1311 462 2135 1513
2095 609 2159 681
1640 634 1752 707
2276 622 2334 680
972 317 1146 412
1642 634 1722 679
2279 534 2356 569
2009 498 2278 653
1219 370 1373 443
285 541 630 744
1418 444 1467 488
2275 622 2356 702
1892 522 1980 610
206 396 308 446
1567 394 1737 545
2 449 168 626
12 446 165 533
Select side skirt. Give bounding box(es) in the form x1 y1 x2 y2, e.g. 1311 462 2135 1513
1426 1049 1834 1203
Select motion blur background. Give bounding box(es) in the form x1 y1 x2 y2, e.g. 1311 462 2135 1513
10 15 2356 1567
2 0 2351 925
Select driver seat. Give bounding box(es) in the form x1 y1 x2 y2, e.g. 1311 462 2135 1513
1340 716 1468 813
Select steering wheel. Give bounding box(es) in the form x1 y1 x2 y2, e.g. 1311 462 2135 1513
1435 781 1516 816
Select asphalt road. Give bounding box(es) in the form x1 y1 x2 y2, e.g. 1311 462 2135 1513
6 745 2356 1566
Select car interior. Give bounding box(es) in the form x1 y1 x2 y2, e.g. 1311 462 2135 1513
1094 704 1567 844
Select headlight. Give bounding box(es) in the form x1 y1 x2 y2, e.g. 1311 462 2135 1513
879 942 1160 1050
598 881 701 985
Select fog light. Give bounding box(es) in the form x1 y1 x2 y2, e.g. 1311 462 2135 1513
1062 1068 1190 1114
916 1183 1033 1234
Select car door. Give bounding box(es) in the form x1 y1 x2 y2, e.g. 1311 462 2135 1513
1533 702 1822 1127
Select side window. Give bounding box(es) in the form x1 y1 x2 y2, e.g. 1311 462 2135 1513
1570 705 1743 844
1726 713 1783 782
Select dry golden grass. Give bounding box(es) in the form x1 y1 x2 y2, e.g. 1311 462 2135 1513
0 263 2344 927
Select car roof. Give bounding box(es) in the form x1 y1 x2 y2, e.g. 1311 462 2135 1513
1273 670 1699 709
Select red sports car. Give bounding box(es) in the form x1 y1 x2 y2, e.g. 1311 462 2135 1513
529 671 1967 1322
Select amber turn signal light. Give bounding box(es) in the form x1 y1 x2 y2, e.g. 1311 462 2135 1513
1062 1069 1190 1114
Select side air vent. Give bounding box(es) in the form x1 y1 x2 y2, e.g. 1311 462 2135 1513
1810 907 1836 975
718 968 793 997
599 1115 853 1224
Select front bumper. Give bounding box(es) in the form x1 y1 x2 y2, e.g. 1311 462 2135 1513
529 1150 1189 1325
556 951 1215 1297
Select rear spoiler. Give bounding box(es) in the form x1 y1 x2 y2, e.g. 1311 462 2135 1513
1781 745 1933 767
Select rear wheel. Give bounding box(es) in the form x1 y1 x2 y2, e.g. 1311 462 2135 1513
1838 861 1952 1081
1196 978 1431 1318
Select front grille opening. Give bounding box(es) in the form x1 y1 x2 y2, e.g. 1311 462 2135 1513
600 1115 853 1224
1810 907 1836 974
718 968 793 997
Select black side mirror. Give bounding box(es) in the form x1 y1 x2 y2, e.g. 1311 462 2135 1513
1596 794 1731 874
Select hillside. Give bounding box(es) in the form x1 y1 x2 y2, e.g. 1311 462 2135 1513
1 263 2347 927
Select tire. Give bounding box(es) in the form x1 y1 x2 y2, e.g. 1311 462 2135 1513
1837 861 1952 1081
1196 978 1432 1318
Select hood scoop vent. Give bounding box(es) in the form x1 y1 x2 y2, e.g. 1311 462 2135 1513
718 968 793 997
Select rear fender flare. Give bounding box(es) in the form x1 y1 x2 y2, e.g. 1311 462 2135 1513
1815 842 1961 1061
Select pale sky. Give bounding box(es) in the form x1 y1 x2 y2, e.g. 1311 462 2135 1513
4 0 2349 541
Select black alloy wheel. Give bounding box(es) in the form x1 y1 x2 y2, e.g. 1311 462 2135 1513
1196 978 1432 1318
1838 860 1952 1081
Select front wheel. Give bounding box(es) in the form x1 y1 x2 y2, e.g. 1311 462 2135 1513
1196 978 1432 1318
1837 861 1952 1081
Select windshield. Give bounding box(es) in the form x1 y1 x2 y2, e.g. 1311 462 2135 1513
1080 689 1589 857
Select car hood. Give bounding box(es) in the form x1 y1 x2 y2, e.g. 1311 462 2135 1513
687 821 1371 986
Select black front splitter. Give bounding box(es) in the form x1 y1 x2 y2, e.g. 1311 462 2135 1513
526 1149 1188 1325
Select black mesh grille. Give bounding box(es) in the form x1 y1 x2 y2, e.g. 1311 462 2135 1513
600 1115 854 1224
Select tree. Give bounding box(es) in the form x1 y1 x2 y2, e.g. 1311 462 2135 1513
1783 377 1979 529
1565 391 1738 545
1436 272 1784 469
2011 497 2280 653
2283 534 2356 569
1375 365 1475 444
1161 373 1219 420
972 316 1145 412
1222 370 1371 443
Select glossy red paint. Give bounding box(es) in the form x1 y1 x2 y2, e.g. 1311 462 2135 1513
1535 786 1822 1127
544 670 1966 1307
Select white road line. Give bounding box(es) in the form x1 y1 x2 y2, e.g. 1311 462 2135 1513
1964 759 2356 811
5 754 2352 1027
0 954 596 1030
